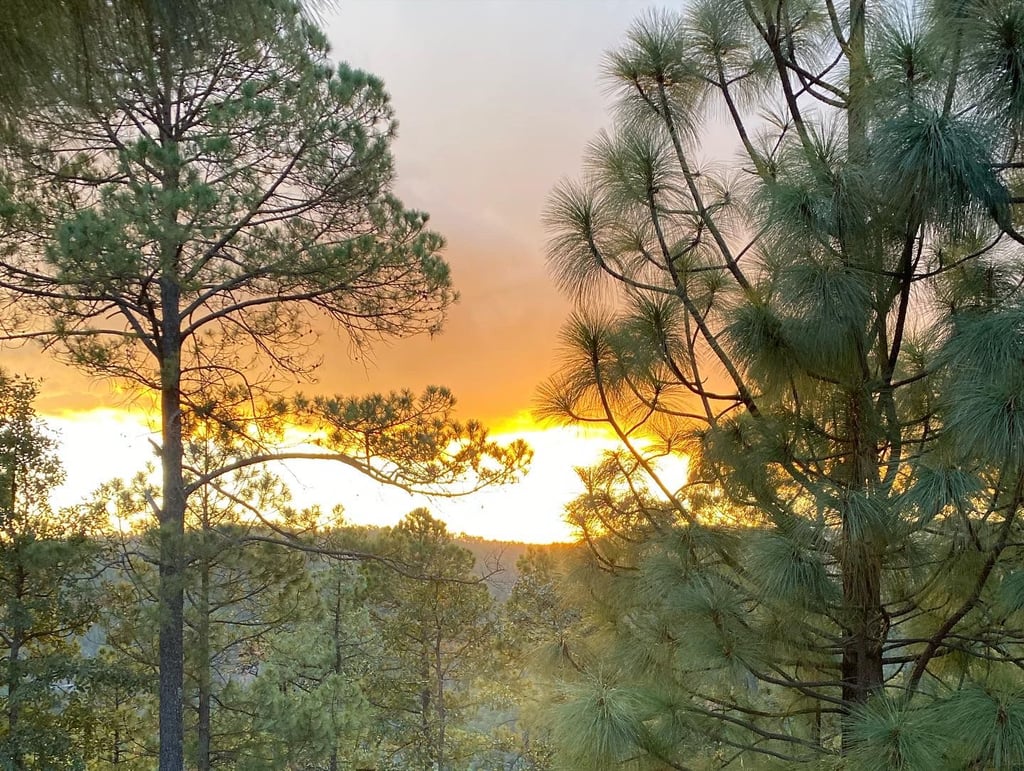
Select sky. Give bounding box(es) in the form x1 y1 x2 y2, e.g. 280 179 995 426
9 0 667 543
314 0 656 423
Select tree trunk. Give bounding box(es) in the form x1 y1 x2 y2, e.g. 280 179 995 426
847 0 868 161
420 644 432 771
840 387 886 750
197 547 212 771
158 282 186 771
329 580 343 771
111 687 123 765
840 553 886 756
434 634 446 771
156 34 186 765
840 548 885 705
838 0 885 751
7 565 25 771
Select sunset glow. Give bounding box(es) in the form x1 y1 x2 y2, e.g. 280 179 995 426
13 0 664 545
44 408 664 543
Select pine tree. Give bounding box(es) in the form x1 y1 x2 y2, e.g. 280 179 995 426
541 1 1024 766
0 6 527 769
367 509 499 770
246 540 378 770
0 0 330 123
0 373 103 769
96 437 320 769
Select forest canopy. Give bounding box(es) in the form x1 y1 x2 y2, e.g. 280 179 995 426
535 0 1024 767
5 0 1024 769
0 2 527 768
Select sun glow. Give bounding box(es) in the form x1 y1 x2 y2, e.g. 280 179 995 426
273 416 626 543
42 408 688 544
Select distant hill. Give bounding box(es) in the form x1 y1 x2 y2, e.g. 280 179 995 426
349 524 578 599
456 536 572 601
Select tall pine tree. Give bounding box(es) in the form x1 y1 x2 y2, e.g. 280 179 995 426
541 1 1024 766
0 4 529 767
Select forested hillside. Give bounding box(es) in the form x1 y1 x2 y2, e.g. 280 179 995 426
0 379 566 768
6 0 1024 768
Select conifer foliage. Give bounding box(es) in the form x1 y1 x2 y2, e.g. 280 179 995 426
0 4 527 769
0 373 102 769
541 0 1024 766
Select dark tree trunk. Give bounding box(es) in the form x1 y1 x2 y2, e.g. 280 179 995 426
197 549 212 771
840 385 886 750
434 634 446 771
840 550 885 705
156 31 186 765
329 581 344 771
838 0 886 752
158 274 185 771
847 0 868 161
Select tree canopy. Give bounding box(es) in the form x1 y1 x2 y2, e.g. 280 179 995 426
0 4 527 768
539 0 1024 767
0 373 103 769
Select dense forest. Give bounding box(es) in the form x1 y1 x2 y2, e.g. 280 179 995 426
6 0 1024 768
0 373 566 769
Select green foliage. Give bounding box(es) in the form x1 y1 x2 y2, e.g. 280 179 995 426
538 0 1024 767
363 509 501 770
0 374 64 523
80 489 548 770
0 4 527 768
92 438 332 769
0 373 104 769
0 5 453 392
297 387 531 493
846 697 950 771
242 555 374 769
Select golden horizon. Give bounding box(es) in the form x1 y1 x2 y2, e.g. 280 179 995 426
42 406 646 544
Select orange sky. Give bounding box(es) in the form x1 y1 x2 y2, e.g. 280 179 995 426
8 0 655 419
6 0 673 542
314 0 655 424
